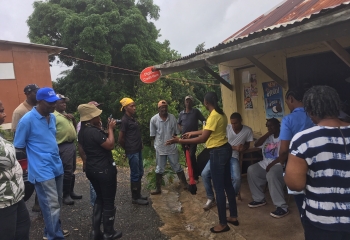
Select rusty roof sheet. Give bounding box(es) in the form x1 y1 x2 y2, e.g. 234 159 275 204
224 0 350 43
160 0 350 65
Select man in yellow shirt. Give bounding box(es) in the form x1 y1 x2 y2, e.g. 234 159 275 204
54 94 82 205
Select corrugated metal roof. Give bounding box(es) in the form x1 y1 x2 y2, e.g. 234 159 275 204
224 0 350 43
0 39 66 55
161 0 350 64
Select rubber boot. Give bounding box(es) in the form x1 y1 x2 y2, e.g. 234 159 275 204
90 203 103 240
63 179 74 205
150 173 162 195
32 194 41 212
131 182 149 205
102 208 122 240
137 181 148 200
70 174 82 199
177 171 189 190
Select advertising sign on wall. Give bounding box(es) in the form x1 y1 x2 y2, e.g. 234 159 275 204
262 81 284 118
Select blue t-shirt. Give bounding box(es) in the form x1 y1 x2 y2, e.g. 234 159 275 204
279 107 314 141
14 107 64 183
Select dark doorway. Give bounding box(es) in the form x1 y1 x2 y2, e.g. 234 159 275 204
286 49 350 115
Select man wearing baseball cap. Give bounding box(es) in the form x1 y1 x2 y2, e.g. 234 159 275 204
54 94 82 205
178 95 206 181
14 87 69 239
11 84 40 132
150 100 188 195
118 97 148 205
11 84 42 212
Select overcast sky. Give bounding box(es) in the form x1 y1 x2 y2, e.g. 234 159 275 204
0 0 282 81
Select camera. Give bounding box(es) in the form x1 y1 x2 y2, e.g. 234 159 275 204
115 119 122 125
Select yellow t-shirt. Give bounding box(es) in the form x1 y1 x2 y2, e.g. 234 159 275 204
204 109 228 148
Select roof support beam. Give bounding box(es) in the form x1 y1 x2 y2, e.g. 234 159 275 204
246 56 287 89
323 39 350 67
202 66 233 90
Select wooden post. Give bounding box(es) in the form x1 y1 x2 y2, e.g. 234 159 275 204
202 66 234 91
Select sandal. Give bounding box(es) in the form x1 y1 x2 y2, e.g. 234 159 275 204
210 225 230 233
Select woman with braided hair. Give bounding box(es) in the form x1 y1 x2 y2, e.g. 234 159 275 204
285 85 350 240
167 92 238 233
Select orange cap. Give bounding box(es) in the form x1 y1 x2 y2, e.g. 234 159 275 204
157 100 168 108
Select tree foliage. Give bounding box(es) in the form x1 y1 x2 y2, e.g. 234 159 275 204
27 0 221 144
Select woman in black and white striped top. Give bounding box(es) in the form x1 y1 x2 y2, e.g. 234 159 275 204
285 86 350 240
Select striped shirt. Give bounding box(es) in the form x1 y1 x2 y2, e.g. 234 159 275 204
290 125 350 232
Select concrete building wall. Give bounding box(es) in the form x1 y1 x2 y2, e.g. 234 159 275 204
219 37 350 137
0 44 52 124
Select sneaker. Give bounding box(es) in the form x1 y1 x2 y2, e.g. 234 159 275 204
203 199 216 211
270 207 289 218
248 201 267 208
43 230 69 239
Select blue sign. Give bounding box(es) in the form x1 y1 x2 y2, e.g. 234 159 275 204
262 81 284 118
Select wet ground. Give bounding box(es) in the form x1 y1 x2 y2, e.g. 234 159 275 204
26 162 304 240
25 162 168 240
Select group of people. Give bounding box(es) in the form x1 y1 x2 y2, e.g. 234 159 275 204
0 83 349 240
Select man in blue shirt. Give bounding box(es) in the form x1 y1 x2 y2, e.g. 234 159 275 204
14 88 68 240
279 88 314 215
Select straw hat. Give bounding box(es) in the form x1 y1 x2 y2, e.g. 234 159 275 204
77 104 102 121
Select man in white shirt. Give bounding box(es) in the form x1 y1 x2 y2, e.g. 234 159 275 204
202 112 253 210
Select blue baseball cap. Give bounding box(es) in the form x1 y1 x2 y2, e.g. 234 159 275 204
36 87 60 103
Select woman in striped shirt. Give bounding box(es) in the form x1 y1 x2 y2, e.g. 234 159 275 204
285 86 350 240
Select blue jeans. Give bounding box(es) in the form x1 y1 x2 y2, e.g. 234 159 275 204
202 157 241 199
35 175 65 240
155 151 182 174
90 182 96 206
210 143 238 225
126 152 144 182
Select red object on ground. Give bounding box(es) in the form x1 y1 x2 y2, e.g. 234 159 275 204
140 66 161 84
185 146 197 194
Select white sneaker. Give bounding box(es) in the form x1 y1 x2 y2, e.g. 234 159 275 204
203 199 216 211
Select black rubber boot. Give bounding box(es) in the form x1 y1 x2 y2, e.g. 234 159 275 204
150 173 162 195
131 182 149 205
137 181 148 200
63 179 74 205
177 171 189 190
70 174 82 199
32 194 41 212
90 203 103 240
102 208 122 240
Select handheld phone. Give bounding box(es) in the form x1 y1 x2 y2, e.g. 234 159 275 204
109 114 113 119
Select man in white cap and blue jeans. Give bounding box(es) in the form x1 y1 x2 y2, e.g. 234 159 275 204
14 87 69 240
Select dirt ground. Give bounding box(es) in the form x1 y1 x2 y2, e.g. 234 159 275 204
25 160 168 240
25 160 304 240
150 172 304 240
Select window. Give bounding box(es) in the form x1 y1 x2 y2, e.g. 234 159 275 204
0 63 15 79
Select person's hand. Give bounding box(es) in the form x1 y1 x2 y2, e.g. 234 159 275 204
64 113 74 121
166 136 180 145
108 118 117 130
182 132 193 139
237 144 244 152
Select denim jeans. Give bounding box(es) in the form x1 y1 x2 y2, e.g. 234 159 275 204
35 175 65 240
126 152 144 182
202 157 241 200
294 194 305 216
201 160 214 200
0 199 30 240
155 151 182 174
90 182 96 206
210 143 238 225
86 165 117 211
